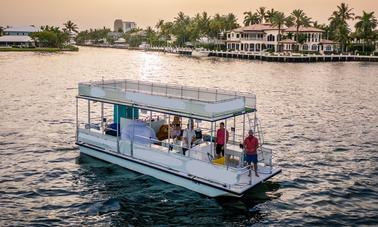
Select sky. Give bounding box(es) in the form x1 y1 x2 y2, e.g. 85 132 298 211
1 0 377 31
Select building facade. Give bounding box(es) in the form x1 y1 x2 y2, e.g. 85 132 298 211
226 24 336 52
114 19 137 33
0 25 39 47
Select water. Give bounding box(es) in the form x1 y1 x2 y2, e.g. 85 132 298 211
0 47 377 226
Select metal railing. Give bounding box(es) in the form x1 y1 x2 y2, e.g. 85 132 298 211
80 79 256 108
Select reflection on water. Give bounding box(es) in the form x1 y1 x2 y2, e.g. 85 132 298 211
0 47 377 225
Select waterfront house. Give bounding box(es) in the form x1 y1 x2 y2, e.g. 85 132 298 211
0 25 39 47
225 24 336 53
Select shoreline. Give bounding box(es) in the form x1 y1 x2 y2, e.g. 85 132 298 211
79 44 378 63
0 47 79 52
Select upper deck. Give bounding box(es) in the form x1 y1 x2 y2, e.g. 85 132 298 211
78 79 256 121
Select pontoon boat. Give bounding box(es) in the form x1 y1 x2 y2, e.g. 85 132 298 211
75 79 281 197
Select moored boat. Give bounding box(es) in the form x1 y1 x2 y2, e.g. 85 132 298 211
191 48 210 57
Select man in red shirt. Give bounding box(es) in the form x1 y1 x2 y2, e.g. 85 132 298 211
244 129 259 177
216 122 229 158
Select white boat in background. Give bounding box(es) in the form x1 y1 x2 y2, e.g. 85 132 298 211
75 79 281 197
138 42 150 50
191 48 210 57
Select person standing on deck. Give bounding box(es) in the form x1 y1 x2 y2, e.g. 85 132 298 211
216 122 229 158
244 129 259 177
182 119 195 156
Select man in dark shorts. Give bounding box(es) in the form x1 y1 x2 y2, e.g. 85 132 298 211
216 122 229 158
244 129 259 177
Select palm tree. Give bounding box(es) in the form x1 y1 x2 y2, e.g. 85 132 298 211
302 16 312 27
173 12 191 46
209 13 225 39
285 16 295 27
332 3 355 23
256 7 267 24
243 11 260 26
291 9 306 42
266 8 277 23
198 11 211 37
64 20 78 33
155 19 164 32
328 3 354 52
271 11 286 50
225 13 239 31
355 11 377 51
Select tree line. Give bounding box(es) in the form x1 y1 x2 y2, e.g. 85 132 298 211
9 2 374 53
75 3 376 53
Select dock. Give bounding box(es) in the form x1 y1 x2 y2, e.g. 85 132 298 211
79 44 378 63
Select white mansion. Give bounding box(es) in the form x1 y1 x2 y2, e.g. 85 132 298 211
226 24 337 53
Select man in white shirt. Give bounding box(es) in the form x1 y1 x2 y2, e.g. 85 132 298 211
182 120 196 156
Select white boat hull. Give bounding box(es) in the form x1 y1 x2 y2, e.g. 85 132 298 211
79 145 241 197
191 50 210 57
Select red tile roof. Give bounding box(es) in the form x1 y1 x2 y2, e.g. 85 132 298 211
231 24 324 33
285 26 324 32
232 23 279 32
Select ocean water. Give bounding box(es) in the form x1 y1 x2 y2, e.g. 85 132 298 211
0 47 377 226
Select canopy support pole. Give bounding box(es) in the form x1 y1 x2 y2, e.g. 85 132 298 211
101 103 104 134
131 105 135 157
87 100 90 132
168 114 171 153
76 98 78 142
116 104 119 153
225 119 228 169
210 122 214 158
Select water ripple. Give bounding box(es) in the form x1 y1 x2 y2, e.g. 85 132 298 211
0 48 377 226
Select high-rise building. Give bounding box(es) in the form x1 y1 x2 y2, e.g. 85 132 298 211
114 19 137 33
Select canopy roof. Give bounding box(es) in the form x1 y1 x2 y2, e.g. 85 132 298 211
78 79 256 121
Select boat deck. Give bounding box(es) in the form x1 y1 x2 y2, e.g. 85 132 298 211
78 126 280 196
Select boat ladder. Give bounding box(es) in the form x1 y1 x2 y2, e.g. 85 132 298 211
247 114 264 147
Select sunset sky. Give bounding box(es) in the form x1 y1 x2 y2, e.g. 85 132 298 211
1 0 377 30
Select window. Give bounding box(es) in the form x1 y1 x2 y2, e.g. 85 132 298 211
236 34 240 38
311 44 318 51
302 44 308 50
227 34 230 39
267 34 275 41
325 45 332 51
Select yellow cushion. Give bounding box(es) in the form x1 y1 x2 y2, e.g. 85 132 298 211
212 157 225 165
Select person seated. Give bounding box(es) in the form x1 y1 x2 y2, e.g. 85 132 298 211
171 116 182 139
105 122 120 136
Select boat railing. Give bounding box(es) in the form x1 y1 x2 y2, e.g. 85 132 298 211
81 79 256 108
